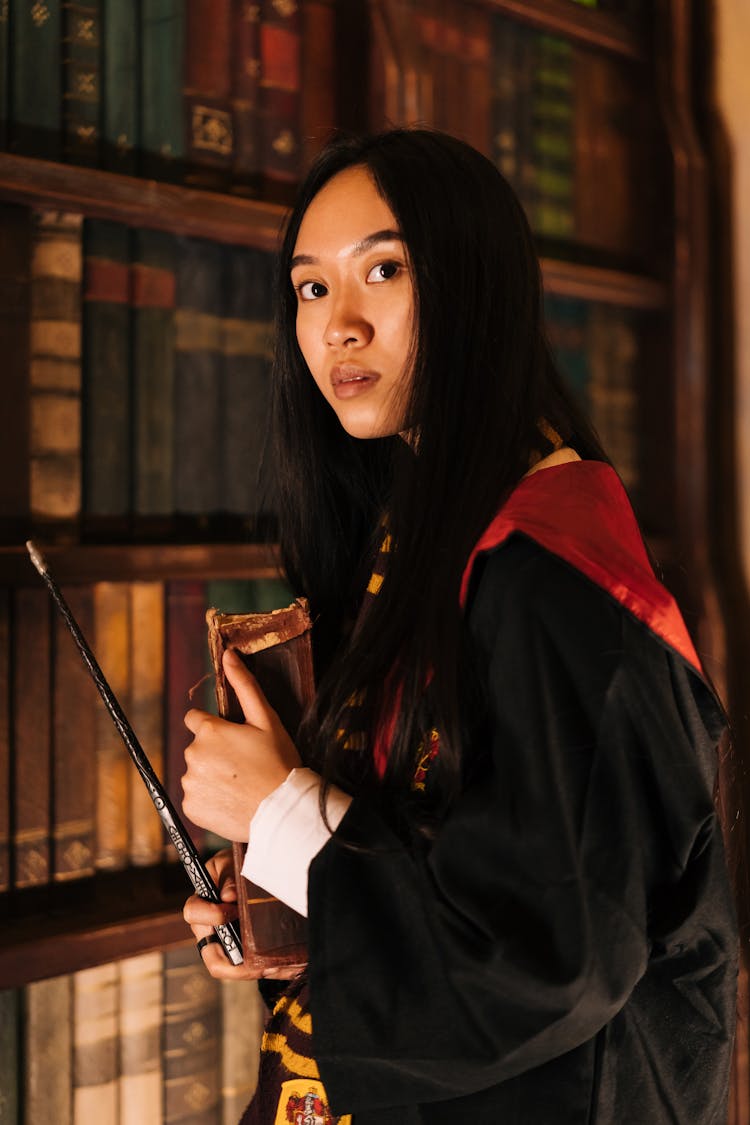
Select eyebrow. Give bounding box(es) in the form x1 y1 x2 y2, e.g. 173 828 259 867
290 229 404 270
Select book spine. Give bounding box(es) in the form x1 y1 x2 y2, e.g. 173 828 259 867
101 0 138 173
0 988 19 1124
441 1 464 141
62 1 101 166
131 228 176 526
184 0 234 189
531 33 575 240
29 210 83 532
140 0 185 181
0 590 8 894
24 975 73 1124
82 219 131 530
174 238 223 521
230 0 261 195
53 584 97 881
0 0 8 150
461 1 491 156
94 581 131 871
163 944 221 1125
9 0 62 159
587 304 640 493
73 962 119 1123
300 0 335 170
220 246 273 522
12 587 52 889
220 979 263 1125
129 582 165 867
0 201 31 544
259 0 301 199
490 15 519 190
165 580 208 855
119 952 164 1125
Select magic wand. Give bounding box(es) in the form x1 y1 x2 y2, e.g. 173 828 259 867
26 540 243 965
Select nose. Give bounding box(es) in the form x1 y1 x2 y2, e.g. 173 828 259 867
324 288 373 350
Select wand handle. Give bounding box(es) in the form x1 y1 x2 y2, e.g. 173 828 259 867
26 541 243 965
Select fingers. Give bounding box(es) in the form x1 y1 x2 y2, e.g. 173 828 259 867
183 707 210 735
222 648 277 731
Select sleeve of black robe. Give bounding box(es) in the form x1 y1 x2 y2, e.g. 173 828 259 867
306 534 731 1114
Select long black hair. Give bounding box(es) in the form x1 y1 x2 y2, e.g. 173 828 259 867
269 128 609 819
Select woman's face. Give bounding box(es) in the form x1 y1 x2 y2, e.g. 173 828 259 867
290 165 415 439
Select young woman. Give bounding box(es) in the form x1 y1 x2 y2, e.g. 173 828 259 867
181 130 737 1124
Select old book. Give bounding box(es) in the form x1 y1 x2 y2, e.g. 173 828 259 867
165 580 208 856
94 581 131 871
140 0 185 181
221 245 273 525
62 1 101 166
101 0 138 173
0 202 32 545
10 0 62 159
231 0 262 196
0 988 19 1124
259 0 301 200
220 979 263 1124
206 599 312 970
174 238 223 522
82 219 131 532
73 962 119 1123
0 3 8 150
119 952 164 1125
163 944 221 1125
0 590 8 893
531 33 575 240
129 582 166 867
184 0 234 189
12 586 52 889
300 0 336 170
460 0 491 156
53 584 97 881
587 303 640 494
29 210 84 531
132 228 176 528
24 975 73 1125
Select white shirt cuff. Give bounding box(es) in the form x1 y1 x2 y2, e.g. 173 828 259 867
241 767 352 917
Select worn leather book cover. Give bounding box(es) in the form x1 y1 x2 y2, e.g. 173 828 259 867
206 600 312 972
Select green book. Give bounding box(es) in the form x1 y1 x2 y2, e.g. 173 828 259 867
24 976 73 1124
531 33 575 240
62 0 101 166
10 0 62 159
82 219 131 527
102 0 138 173
141 0 184 180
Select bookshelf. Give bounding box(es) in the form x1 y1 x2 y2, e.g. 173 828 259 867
1 0 736 1116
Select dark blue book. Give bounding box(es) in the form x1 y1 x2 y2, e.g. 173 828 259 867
10 0 62 159
101 0 138 173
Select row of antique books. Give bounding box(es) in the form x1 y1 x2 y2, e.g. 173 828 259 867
369 2 654 264
0 0 335 200
0 574 291 895
0 947 264 1124
0 204 276 545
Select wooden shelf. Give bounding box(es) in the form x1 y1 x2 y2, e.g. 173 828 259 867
0 541 282 586
484 0 645 61
0 153 286 251
541 258 668 310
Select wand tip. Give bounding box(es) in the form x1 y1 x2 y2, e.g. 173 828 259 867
26 540 47 576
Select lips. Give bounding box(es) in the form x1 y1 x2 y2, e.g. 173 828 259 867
330 365 380 399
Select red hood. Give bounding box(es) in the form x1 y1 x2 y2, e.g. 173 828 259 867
460 460 702 675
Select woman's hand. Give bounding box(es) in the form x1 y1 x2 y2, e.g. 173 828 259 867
183 848 295 981
181 648 302 843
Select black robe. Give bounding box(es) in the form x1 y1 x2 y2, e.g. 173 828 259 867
306 463 738 1123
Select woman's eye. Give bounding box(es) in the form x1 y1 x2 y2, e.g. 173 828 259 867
367 261 401 284
297 280 328 301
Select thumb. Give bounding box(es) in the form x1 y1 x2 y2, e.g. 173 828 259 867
223 648 275 730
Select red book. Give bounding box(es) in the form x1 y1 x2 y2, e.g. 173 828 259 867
184 0 234 188
165 580 208 855
231 0 262 195
300 0 336 170
0 203 32 545
259 0 301 200
0 589 9 892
